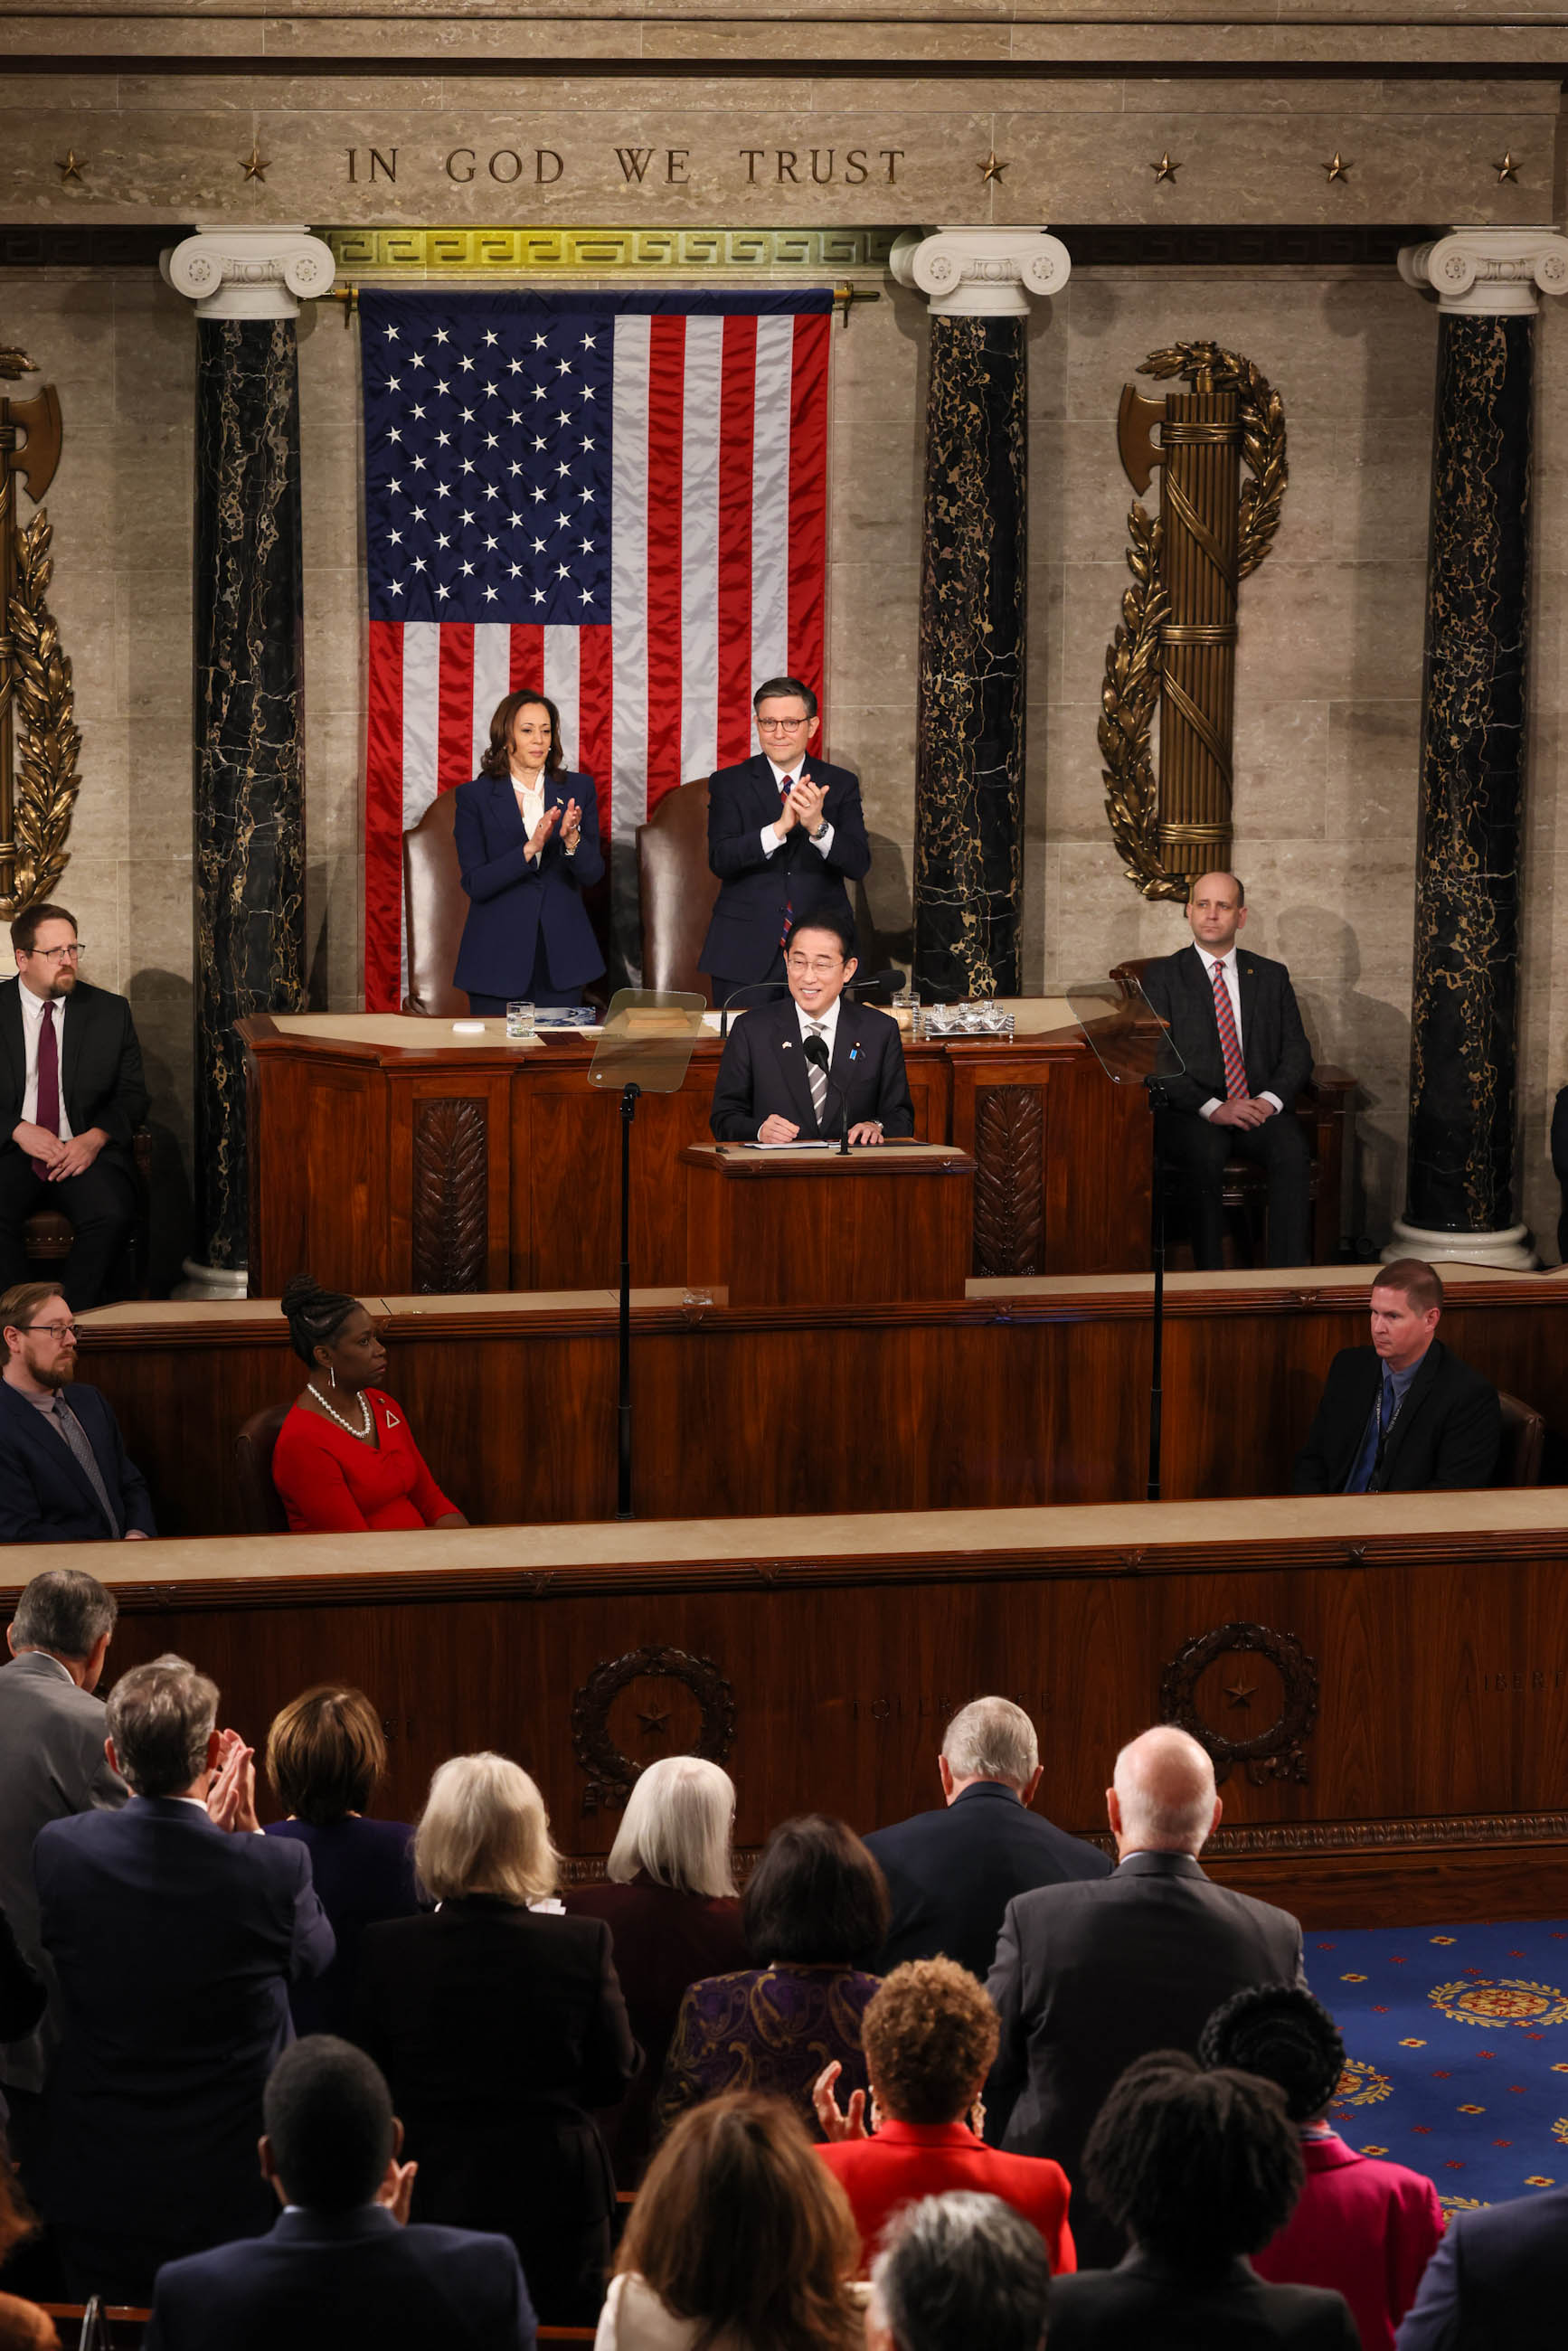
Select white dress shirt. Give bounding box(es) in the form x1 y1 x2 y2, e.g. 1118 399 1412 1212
513 771 577 864
759 754 836 861
19 983 72 1139
797 994 843 1055
1195 945 1280 1121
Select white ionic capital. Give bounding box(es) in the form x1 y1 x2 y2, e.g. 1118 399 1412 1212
1398 226 1568 316
889 226 1071 316
159 226 337 320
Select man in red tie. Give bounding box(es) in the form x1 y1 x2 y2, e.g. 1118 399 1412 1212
1140 872 1314 1270
0 904 148 1309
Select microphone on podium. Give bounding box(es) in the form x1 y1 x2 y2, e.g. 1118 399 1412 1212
801 1031 852 1155
717 979 789 1040
845 966 907 1002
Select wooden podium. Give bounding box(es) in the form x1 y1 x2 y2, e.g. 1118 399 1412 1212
682 1142 976 1307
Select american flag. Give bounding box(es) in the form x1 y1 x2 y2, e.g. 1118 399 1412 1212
358 288 833 1008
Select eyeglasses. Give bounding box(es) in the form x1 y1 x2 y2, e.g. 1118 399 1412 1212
787 957 844 977
24 944 83 963
20 1321 79 1340
757 717 810 733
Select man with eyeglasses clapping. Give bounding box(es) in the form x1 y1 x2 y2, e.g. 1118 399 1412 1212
0 1281 155 1544
698 677 872 1010
0 903 147 1309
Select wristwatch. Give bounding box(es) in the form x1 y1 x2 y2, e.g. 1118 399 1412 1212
808 823 827 843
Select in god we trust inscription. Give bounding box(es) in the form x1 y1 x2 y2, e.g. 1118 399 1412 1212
341 145 908 191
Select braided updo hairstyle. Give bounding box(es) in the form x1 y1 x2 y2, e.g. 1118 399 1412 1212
1197 1983 1346 2123
281 1274 362 1369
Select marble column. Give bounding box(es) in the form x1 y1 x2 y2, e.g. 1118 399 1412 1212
160 228 335 1298
890 228 1070 1000
1389 228 1568 1271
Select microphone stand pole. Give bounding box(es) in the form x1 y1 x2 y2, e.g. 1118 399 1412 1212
617 1081 640 1519
1145 1077 1167 1502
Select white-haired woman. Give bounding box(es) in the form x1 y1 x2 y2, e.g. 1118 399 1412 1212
563 1755 747 2186
354 1752 638 2325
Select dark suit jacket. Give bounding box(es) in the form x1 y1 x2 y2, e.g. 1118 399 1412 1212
146 2205 537 2351
34 1797 334 2254
986 1851 1307 2269
1395 2181 1568 2350
698 753 870 983
0 1376 156 1544
262 1816 420 2038
452 770 606 996
709 995 913 1143
865 1780 1111 1982
1291 1340 1500 1494
0 1650 128 2097
0 976 147 1172
1140 944 1312 1118
1048 2252 1358 2348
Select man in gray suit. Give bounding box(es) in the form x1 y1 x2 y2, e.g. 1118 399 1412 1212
0 1567 128 2173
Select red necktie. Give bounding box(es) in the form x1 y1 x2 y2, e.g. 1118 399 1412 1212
1209 960 1248 1100
33 1002 59 1179
779 777 796 949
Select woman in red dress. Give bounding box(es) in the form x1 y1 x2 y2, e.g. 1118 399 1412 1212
270 1274 468 1534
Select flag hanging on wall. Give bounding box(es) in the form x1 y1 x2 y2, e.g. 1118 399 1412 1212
358 287 833 1011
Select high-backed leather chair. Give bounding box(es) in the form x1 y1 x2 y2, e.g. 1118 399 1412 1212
235 1401 291 1534
637 779 717 1004
1495 1389 1545 1488
24 1127 156 1300
402 791 468 1016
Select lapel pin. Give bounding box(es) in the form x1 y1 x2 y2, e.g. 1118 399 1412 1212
781 1041 792 1052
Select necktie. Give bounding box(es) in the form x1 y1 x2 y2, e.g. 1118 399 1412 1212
1346 1370 1397 1494
779 777 797 948
806 1021 828 1129
50 1395 120 1537
32 1001 59 1179
1209 959 1248 1100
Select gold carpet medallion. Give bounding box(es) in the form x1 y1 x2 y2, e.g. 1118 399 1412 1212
1333 2057 1393 2106
1428 1978 1568 2028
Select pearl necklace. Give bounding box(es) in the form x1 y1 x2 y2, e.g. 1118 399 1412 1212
308 1383 373 1440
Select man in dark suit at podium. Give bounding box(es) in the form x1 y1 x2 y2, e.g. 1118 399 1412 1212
698 677 871 1008
1139 872 1313 1270
709 912 912 1147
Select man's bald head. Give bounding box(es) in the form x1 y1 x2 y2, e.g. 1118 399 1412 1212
1110 1726 1220 1857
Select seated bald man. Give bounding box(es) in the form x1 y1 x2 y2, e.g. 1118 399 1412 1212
1140 871 1313 1270
985 1725 1307 2271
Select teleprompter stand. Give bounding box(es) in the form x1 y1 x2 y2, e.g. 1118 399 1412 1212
588 990 706 1519
1067 979 1187 1502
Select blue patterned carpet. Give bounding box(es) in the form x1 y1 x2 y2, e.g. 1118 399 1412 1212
1304 1917 1568 2211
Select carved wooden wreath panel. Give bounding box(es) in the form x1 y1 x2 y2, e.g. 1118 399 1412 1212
571 1643 737 1814
1159 1619 1319 1787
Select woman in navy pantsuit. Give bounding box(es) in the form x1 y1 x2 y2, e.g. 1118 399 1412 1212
451 689 606 1013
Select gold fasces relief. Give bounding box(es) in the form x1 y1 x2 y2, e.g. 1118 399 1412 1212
316 224 900 275
0 346 78 919
1099 341 1288 902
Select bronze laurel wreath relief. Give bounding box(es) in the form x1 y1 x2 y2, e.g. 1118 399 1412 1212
1 344 78 919
1098 342 1289 902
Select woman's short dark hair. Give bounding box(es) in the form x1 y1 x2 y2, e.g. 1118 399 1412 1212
863 1959 999 2125
741 1814 889 1969
1199 1984 1346 2125
280 1274 362 1367
266 1685 388 1825
478 688 564 781
1082 2050 1304 2272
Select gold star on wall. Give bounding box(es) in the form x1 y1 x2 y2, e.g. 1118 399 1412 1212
1322 153 1351 182
54 151 87 184
976 151 1009 184
1494 152 1521 183
1151 152 1180 183
241 146 269 183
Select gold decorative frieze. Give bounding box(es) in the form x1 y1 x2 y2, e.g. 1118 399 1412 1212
316 225 900 277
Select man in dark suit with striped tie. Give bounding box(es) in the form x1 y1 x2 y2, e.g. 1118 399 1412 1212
698 677 871 1009
709 911 913 1147
1139 872 1313 1270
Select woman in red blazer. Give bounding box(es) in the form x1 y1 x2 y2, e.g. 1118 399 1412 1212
270 1275 468 1535
815 1956 1076 2279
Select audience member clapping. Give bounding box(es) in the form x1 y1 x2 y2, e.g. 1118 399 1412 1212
562 1755 747 2186
1201 1984 1444 2349
866 2191 1053 2351
32 1653 335 2301
262 1685 420 2037
354 1752 638 2325
145 2035 536 2351
814 1957 1075 2277
596 2091 863 2351
656 1814 887 2141
1046 2053 1358 2347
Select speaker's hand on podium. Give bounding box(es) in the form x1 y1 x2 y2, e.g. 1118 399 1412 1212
848 1121 884 1147
758 1114 800 1146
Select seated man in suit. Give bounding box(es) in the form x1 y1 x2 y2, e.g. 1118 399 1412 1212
0 1281 155 1543
865 1697 1109 1982
1395 2176 1566 2350
986 1724 1306 2271
698 676 871 1009
0 903 147 1309
1139 872 1313 1270
709 911 912 1147
146 2035 536 2351
1293 1258 1499 1494
34 1653 335 2301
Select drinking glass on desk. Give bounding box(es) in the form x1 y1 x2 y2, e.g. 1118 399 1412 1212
893 983 920 1038
506 1000 535 1041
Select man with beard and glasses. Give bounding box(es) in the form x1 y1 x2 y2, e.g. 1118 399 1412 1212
0 1281 155 1543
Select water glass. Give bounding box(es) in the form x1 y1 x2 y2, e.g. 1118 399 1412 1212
506 1000 536 1040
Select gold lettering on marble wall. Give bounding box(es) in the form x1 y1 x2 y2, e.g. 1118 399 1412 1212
338 146 905 193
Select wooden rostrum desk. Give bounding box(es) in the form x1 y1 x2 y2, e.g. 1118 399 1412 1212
240 1005 1353 1298
9 1489 1568 1930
